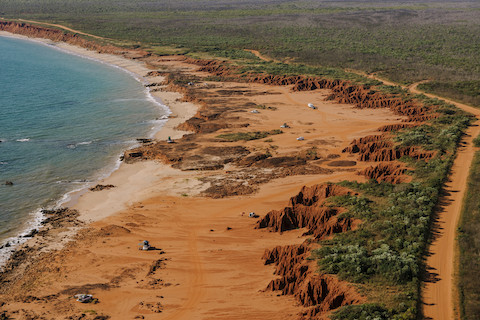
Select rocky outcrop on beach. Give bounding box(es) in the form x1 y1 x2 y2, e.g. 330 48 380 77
125 142 251 171
89 184 115 191
0 208 81 281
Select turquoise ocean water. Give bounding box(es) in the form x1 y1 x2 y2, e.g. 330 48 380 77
0 35 168 264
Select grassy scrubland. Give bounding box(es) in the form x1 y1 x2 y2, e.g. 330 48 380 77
1 0 479 105
318 99 471 319
457 151 480 320
419 81 480 107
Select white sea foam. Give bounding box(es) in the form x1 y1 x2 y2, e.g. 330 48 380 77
66 140 94 149
77 141 93 146
0 208 45 268
16 138 30 142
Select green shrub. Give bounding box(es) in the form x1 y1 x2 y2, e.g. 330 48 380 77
473 135 480 147
331 304 393 320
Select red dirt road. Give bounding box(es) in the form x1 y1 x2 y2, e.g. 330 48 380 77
409 84 480 320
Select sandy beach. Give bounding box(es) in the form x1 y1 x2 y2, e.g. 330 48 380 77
0 30 200 225
0 29 418 320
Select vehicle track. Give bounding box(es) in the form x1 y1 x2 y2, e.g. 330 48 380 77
367 76 480 319
15 18 112 40
408 82 480 320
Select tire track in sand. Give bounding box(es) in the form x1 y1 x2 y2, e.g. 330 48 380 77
162 229 205 320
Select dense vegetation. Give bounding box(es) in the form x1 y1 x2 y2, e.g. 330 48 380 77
419 81 480 107
315 99 471 319
1 0 479 105
458 151 480 320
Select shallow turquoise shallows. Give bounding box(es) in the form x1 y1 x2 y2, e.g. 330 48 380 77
0 36 167 262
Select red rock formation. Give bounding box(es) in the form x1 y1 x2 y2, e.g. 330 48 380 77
378 123 418 132
256 184 356 239
262 243 363 319
0 22 150 58
342 134 436 162
182 58 438 123
358 163 409 183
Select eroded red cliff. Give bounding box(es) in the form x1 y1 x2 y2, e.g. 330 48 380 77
262 243 363 319
256 184 358 239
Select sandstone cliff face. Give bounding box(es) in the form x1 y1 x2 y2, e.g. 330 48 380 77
257 185 365 318
377 123 418 132
342 134 436 162
256 184 357 239
358 163 409 183
0 22 150 59
262 243 363 319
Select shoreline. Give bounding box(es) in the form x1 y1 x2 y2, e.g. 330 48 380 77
0 31 199 262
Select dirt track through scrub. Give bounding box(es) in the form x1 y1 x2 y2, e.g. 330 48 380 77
354 73 480 319
14 18 111 40
408 84 480 320
245 49 276 63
